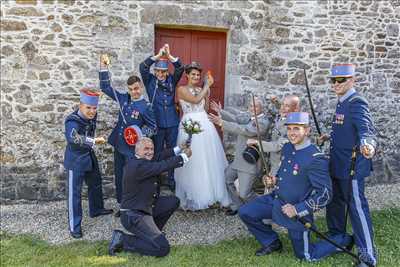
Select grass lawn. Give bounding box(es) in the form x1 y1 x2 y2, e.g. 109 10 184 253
1 208 399 267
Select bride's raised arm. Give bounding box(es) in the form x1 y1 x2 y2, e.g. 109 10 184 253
177 85 210 104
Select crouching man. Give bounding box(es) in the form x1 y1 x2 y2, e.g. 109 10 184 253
239 112 352 261
108 137 192 257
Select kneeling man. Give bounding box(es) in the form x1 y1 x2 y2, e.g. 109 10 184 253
108 137 191 257
239 112 352 261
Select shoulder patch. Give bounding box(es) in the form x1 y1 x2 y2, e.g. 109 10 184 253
312 152 325 157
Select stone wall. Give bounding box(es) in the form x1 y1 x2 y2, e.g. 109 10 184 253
1 0 399 202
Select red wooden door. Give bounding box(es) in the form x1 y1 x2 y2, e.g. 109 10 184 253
155 28 227 108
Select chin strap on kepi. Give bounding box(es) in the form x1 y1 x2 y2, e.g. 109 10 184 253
124 125 143 146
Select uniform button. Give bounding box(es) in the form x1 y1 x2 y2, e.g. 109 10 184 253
153 194 157 197
292 152 295 155
283 169 287 172
276 186 279 189
279 178 282 181
275 195 278 199
151 204 155 208
288 160 291 163
154 182 158 185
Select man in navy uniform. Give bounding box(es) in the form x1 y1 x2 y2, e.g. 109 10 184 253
64 87 113 238
108 137 192 257
139 44 184 190
320 64 377 267
99 57 157 217
239 112 353 261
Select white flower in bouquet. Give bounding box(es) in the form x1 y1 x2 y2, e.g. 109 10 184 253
182 119 203 145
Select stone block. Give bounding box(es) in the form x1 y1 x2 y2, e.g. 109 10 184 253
15 0 37 4
267 71 288 86
7 7 44 16
140 5 181 24
1 45 14 57
13 84 33 105
0 20 27 31
21 41 37 61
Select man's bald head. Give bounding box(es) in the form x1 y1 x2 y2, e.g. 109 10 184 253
280 95 300 117
248 97 263 116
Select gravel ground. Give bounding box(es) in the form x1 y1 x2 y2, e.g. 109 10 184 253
1 183 399 245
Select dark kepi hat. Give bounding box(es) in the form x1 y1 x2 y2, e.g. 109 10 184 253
329 63 355 78
284 112 309 126
79 87 101 106
242 145 260 164
154 58 169 70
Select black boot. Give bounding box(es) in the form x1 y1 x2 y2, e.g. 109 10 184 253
255 239 282 256
109 230 124 256
70 231 83 239
90 209 114 218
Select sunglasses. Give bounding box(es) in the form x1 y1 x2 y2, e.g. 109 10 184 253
330 77 350 84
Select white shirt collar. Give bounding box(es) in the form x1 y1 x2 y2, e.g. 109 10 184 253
339 88 356 103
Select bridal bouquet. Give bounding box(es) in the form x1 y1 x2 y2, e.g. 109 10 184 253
181 119 203 146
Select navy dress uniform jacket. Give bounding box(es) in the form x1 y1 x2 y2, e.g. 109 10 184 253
99 70 157 158
64 110 98 171
330 91 377 179
121 148 184 215
272 142 332 231
139 56 184 128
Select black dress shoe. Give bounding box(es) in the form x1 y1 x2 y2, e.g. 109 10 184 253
109 230 124 256
255 239 282 256
225 209 238 216
90 209 113 218
70 231 83 239
114 210 121 218
345 235 355 251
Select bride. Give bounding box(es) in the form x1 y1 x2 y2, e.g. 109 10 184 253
175 62 231 211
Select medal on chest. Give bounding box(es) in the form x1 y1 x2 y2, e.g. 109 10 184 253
131 110 140 119
334 113 344 125
293 163 299 175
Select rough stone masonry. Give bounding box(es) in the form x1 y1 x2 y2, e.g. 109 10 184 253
1 0 399 202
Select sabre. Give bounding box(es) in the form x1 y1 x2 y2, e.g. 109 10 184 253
277 194 372 267
344 147 357 231
303 69 322 137
295 216 373 266
251 94 269 174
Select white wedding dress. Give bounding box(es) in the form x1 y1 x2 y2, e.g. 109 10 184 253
175 87 231 210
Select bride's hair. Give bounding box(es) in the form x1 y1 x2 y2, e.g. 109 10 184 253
185 61 202 74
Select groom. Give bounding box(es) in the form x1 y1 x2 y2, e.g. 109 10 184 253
209 98 270 216
139 44 184 191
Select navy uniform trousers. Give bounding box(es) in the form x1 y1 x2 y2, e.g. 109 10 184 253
119 196 180 257
326 175 376 265
327 90 377 266
240 194 352 261
67 154 104 234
